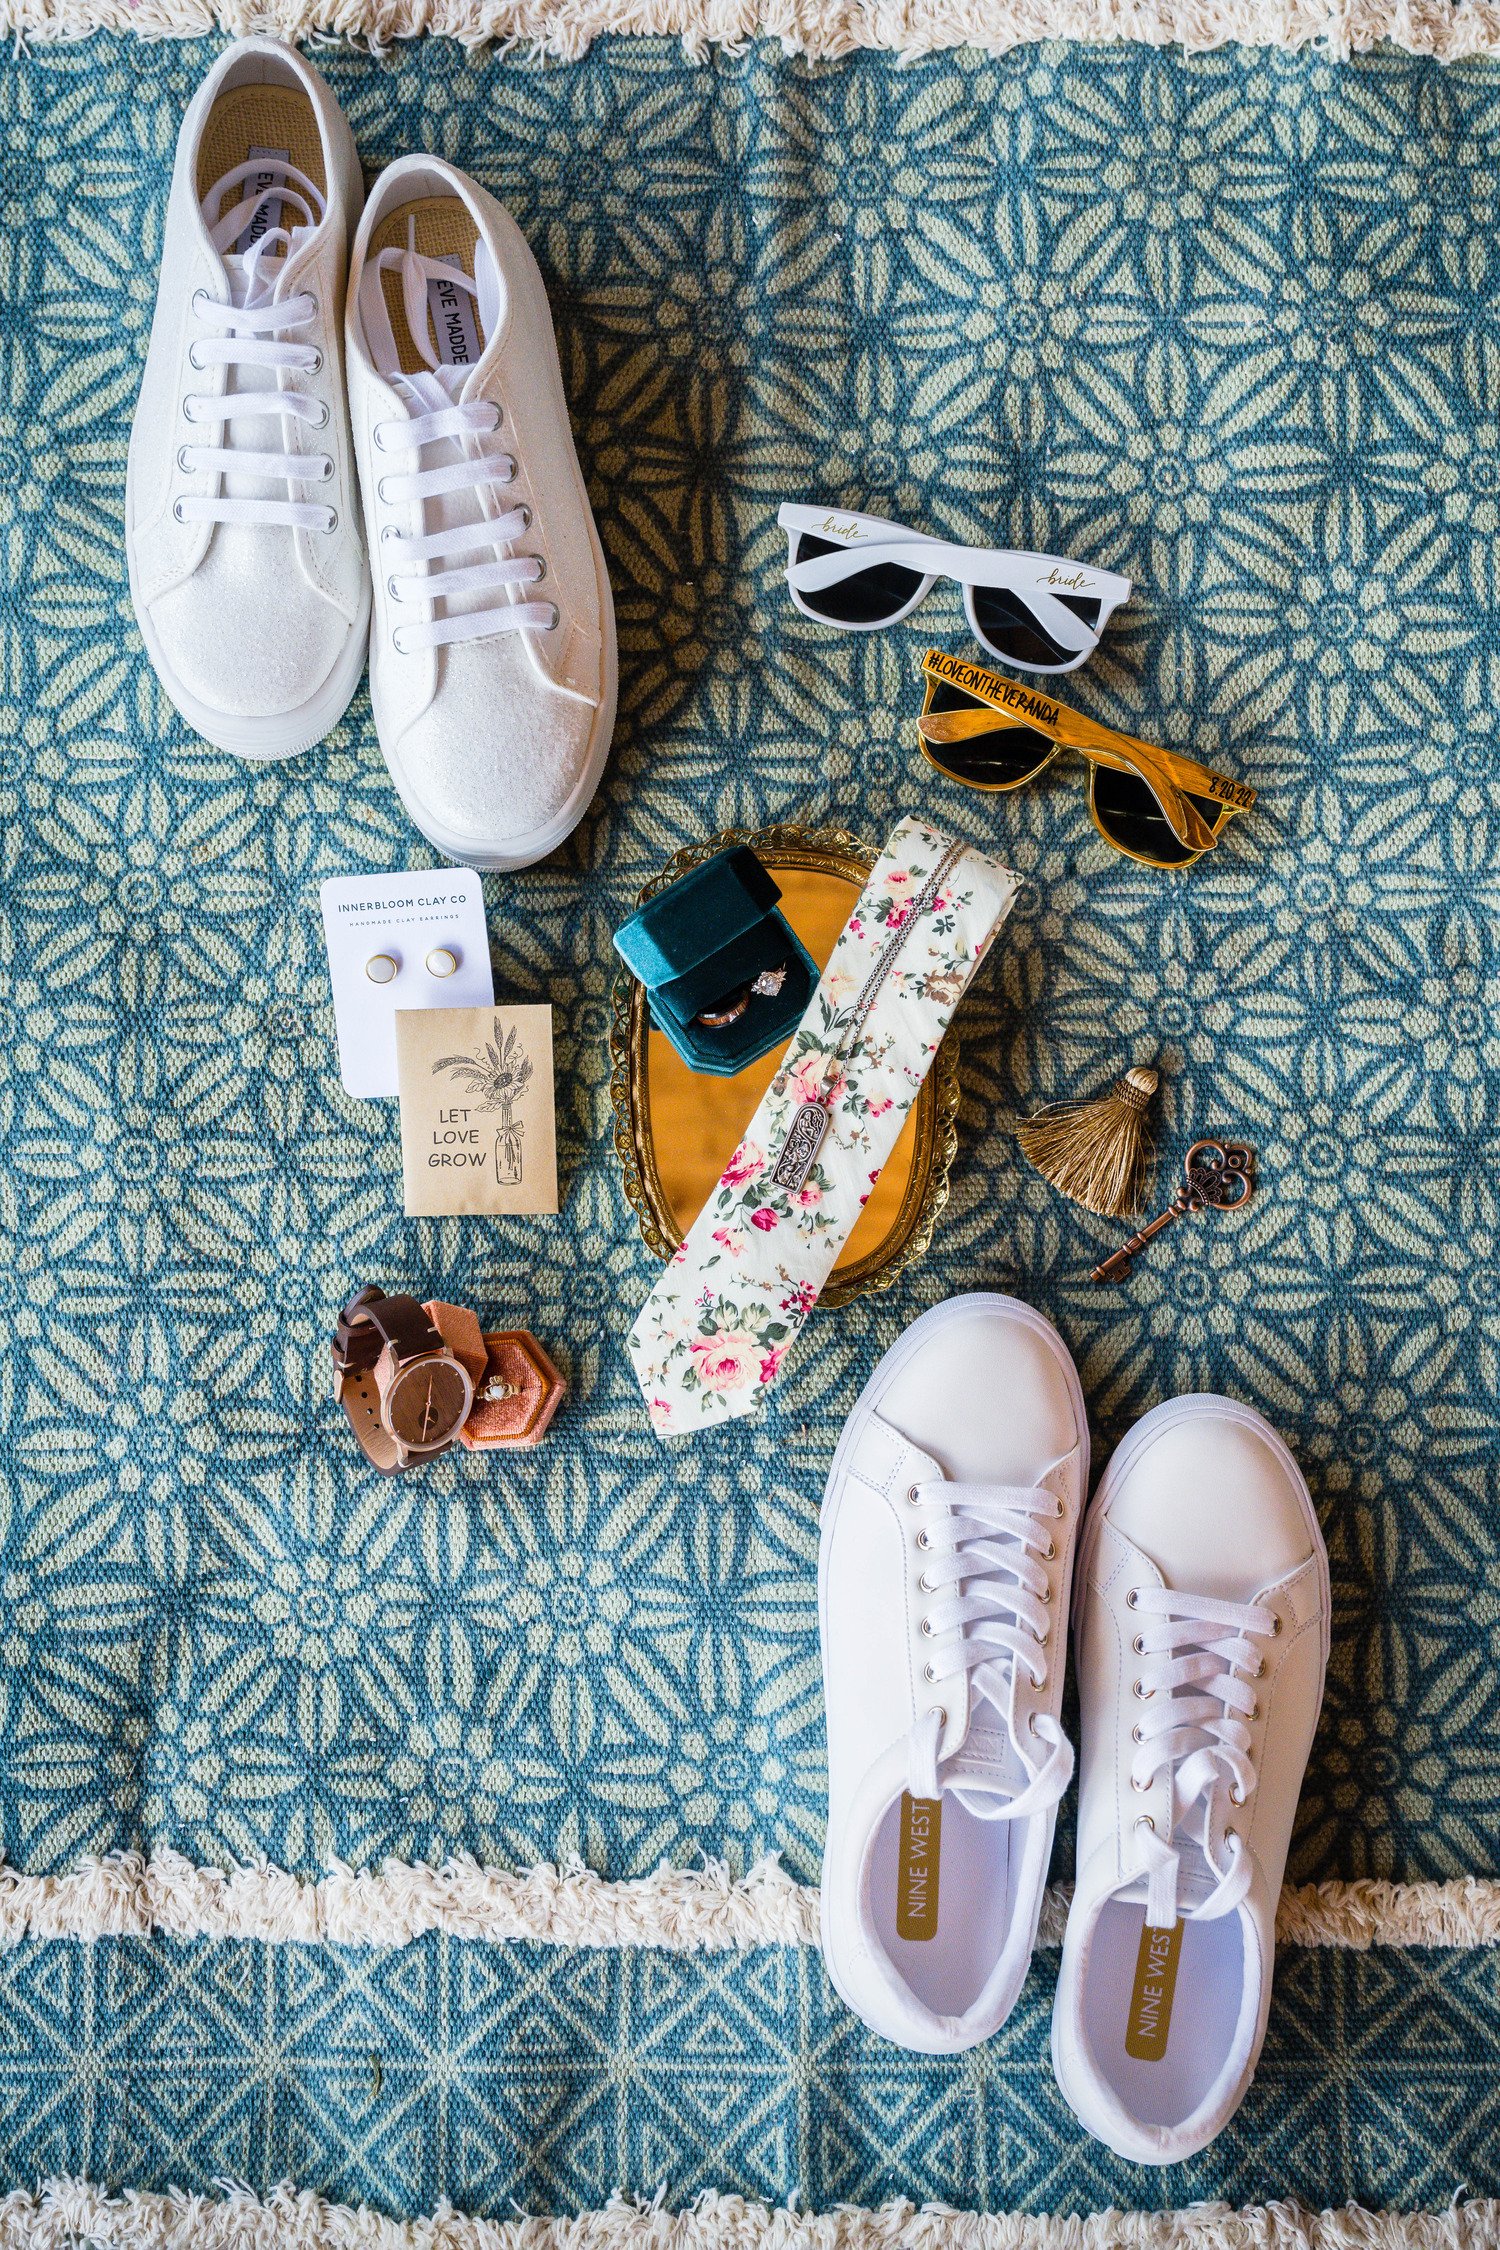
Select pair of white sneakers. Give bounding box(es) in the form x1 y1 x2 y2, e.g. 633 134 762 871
126 37 616 872
820 1294 1330 2164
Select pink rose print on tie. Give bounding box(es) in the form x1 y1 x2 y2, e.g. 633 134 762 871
721 1140 765 1189
688 1329 761 1393
749 1207 778 1231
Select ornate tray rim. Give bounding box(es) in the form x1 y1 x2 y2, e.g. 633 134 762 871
608 822 961 1310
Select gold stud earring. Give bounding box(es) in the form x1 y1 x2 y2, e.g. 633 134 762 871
365 953 399 985
425 947 459 979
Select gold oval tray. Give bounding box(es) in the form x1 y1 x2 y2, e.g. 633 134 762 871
609 823 960 1308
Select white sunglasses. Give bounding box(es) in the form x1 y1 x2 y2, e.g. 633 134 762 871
778 503 1132 675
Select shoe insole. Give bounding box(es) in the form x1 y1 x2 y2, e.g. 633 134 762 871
368 197 486 375
870 1791 1018 2018
196 83 327 258
1083 1899 1244 2128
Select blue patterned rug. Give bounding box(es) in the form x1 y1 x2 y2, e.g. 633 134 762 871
1 26 1498 2227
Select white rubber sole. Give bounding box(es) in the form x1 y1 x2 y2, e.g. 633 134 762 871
817 1292 1091 2036
124 547 372 762
1071 1392 1331 1682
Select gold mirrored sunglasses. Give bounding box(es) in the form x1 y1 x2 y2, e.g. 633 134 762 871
917 649 1255 871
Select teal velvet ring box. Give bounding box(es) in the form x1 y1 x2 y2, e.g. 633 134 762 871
613 846 818 1076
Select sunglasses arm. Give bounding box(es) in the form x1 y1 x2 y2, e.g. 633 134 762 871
918 705 1224 855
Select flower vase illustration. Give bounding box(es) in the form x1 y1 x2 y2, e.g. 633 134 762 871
434 1019 534 1187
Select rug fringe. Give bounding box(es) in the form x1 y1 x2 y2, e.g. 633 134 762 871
0 2184 1494 2250
0 1851 1496 1952
4 0 1500 60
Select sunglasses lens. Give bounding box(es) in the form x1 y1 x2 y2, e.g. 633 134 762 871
792 532 927 626
1090 766 1228 867
969 583 1103 670
920 681 1054 788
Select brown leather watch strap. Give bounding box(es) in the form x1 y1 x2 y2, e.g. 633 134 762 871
334 1287 443 1374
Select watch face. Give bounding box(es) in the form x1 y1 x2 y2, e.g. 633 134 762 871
385 1356 471 1453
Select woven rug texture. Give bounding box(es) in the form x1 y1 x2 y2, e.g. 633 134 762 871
1 26 1498 2220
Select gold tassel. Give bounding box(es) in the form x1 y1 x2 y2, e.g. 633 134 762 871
1015 1065 1158 1220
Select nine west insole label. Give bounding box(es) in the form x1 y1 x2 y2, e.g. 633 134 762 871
427 254 483 367
895 1793 943 1942
233 147 291 255
1124 1917 1184 2060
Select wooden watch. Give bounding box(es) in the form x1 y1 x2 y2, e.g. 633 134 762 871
331 1286 476 1474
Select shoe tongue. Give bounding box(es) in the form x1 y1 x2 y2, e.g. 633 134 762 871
940 1689 1031 1811
1117 1833 1219 1919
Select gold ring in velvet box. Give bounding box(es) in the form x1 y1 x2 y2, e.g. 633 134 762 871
609 824 961 1309
611 842 820 1076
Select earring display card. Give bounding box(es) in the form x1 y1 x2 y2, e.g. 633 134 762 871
395 1005 559 1219
319 869 495 1098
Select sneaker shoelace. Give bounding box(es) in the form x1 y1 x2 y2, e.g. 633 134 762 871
179 159 335 534
905 1480 1073 1822
366 245 555 655
1129 1585 1278 1929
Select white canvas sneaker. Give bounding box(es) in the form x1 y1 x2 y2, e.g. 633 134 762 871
126 38 370 760
819 1294 1089 2053
345 157 617 870
1053 1395 1330 2163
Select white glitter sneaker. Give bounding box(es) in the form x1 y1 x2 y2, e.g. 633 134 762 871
126 37 369 760
345 155 616 870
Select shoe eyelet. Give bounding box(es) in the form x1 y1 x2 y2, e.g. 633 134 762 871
1132 1679 1151 1700
172 498 188 523
923 1662 936 1683
187 343 205 370
312 401 330 430
376 477 393 503
321 508 338 534
380 524 398 545
314 456 334 482
1040 1584 1052 1605
305 348 324 375
1130 1775 1148 1793
544 603 561 631
392 628 410 655
529 556 547 582
1248 1700 1259 1721
1225 1826 1238 1843
1135 1815 1156 1835
190 288 208 315
1132 1634 1145 1655
489 404 504 431
1229 1786 1246 1806
1271 1614 1283 1636
919 1617 935 1638
1044 1539 1056 1561
386 576 403 603
1256 1657 1267 1678
1126 1588 1140 1609
176 445 193 474
928 1706 947 1729
915 1528 930 1550
917 1573 934 1595
518 503 532 528
905 1485 922 1506
1131 1723 1143 1743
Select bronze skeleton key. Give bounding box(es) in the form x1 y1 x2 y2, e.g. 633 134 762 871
1091 1139 1255 1284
